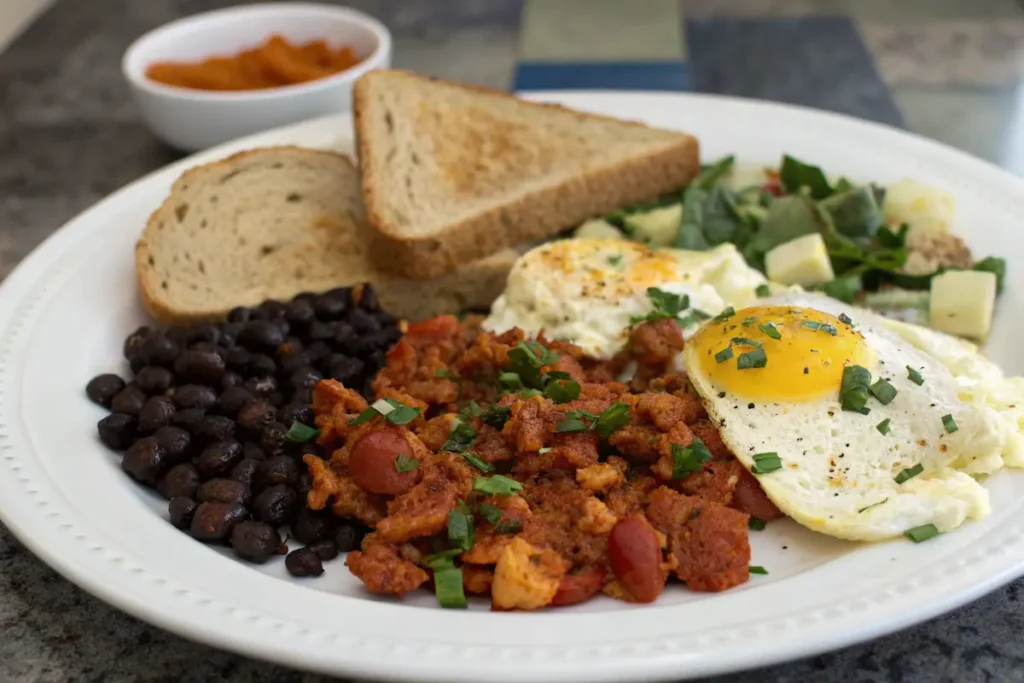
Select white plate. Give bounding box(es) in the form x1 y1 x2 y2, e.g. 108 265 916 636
1 92 1024 683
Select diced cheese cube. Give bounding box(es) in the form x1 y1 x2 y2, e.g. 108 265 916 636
624 204 682 246
764 233 835 287
883 178 955 237
929 270 997 340
574 219 624 241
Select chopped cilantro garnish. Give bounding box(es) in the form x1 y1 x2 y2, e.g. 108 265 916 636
755 284 771 297
555 418 588 433
749 565 768 575
736 347 767 370
607 254 623 266
751 452 782 474
348 398 422 426
907 366 925 385
631 287 690 324
544 379 580 404
894 463 923 483
869 379 897 405
840 365 872 415
857 498 888 513
801 320 822 331
473 475 523 496
876 418 891 435
904 524 940 543
942 414 958 433
477 503 503 525
447 501 475 551
284 421 319 443
494 519 523 534
671 437 713 479
712 306 736 323
715 346 734 363
480 405 511 430
748 518 767 531
731 336 762 348
758 322 781 340
394 453 420 473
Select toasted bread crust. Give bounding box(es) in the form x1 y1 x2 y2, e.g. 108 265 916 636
353 69 700 279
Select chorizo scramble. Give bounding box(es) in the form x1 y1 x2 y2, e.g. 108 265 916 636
305 314 783 609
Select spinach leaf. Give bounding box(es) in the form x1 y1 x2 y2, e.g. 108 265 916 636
833 177 854 194
675 186 748 251
826 232 907 277
780 155 832 199
820 186 884 240
692 155 736 189
744 195 831 268
814 275 862 303
605 192 683 228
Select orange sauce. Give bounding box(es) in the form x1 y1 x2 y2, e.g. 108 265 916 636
145 34 363 91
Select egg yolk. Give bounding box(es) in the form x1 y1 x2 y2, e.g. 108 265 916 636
688 305 875 401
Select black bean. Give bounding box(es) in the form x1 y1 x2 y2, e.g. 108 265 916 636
157 463 200 499
306 540 339 562
189 341 220 355
381 326 403 346
259 455 299 488
168 496 198 529
197 478 252 506
190 502 249 542
326 356 364 385
285 298 316 326
252 485 297 526
290 388 314 405
260 422 288 456
134 366 174 395
297 471 314 498
307 320 335 341
333 524 368 553
231 521 281 563
227 306 255 323
278 351 313 375
97 413 137 450
238 319 285 351
374 309 398 328
170 408 206 434
285 547 323 577
139 335 180 367
313 294 347 321
121 437 166 486
347 334 377 356
129 356 147 374
244 375 277 398
186 324 221 346
278 403 314 427
165 327 191 349
305 341 332 364
123 326 152 362
242 442 267 462
110 385 147 416
258 299 288 320
220 322 244 347
288 367 322 392
348 308 381 335
332 323 357 350
153 425 191 462
137 396 176 433
197 415 235 442
237 400 276 434
230 457 261 489
171 384 218 410
223 347 251 371
195 439 243 478
221 372 244 389
213 387 251 418
276 337 304 360
86 373 126 407
271 317 290 338
174 350 226 385
356 284 379 311
291 507 332 545
246 354 277 377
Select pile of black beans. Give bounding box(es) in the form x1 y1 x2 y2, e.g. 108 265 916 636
86 286 398 577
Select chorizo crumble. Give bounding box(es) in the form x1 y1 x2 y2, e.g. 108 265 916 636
305 314 783 609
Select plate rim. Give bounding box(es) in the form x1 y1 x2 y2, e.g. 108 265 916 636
2 91 1024 683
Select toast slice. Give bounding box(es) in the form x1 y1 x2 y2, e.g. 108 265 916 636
136 146 517 325
354 69 700 279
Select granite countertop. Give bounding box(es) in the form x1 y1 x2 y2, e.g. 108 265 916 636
3 0 1024 681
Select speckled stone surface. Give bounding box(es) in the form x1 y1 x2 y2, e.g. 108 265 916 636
4 0 1024 681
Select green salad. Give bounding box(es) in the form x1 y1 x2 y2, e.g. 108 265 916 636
576 154 1005 337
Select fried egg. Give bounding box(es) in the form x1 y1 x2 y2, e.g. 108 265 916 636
483 239 769 357
684 291 1005 541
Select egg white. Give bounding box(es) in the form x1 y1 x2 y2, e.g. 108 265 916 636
686 292 999 541
483 239 769 358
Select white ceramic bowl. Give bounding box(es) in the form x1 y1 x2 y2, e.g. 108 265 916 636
122 3 391 151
